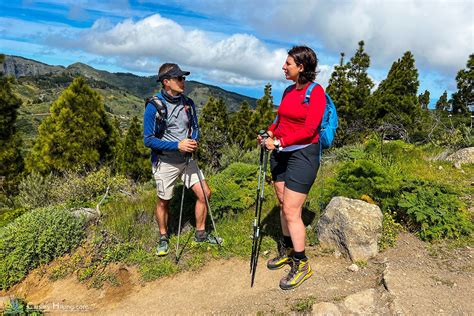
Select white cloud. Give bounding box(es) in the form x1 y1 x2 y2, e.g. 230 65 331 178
176 0 473 76
68 14 295 85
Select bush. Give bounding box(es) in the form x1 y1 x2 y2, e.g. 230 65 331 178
208 162 259 218
0 207 85 289
398 181 473 241
16 173 56 208
329 159 404 211
16 168 132 208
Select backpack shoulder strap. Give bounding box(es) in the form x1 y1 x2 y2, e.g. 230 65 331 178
303 82 319 104
145 95 167 121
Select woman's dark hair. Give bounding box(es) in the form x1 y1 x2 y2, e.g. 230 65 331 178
288 46 318 84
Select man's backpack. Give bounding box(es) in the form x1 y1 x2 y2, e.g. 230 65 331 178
303 82 338 150
145 93 198 139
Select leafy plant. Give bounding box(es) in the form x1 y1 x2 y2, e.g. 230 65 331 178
398 182 472 241
0 207 84 289
208 162 259 218
3 297 43 315
379 211 403 251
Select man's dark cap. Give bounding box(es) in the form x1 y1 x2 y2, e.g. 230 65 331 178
157 63 190 82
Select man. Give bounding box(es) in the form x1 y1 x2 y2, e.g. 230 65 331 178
143 63 221 256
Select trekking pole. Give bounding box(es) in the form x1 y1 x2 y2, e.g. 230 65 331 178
250 131 269 287
193 154 222 247
176 153 191 262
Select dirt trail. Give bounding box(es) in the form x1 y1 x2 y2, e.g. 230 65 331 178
4 233 474 315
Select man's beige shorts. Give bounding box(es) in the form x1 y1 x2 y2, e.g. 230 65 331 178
152 159 205 200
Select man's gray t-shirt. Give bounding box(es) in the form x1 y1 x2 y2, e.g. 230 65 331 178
159 98 189 164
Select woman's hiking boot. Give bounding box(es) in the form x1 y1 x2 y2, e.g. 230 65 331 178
156 235 170 256
279 257 313 290
267 241 294 270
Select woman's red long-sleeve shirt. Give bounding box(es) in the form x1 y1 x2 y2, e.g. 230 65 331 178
268 83 326 148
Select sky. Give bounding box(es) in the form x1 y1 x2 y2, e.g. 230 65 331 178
1 0 473 106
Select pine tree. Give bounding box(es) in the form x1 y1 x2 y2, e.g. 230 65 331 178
326 53 353 145
229 101 254 150
435 91 450 112
451 54 473 114
418 90 430 110
0 54 24 201
249 84 275 134
198 97 229 170
27 77 117 174
119 116 150 182
347 41 374 116
368 51 420 135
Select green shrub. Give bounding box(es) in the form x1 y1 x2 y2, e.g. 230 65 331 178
208 162 259 218
0 207 85 289
3 297 44 315
0 207 27 227
329 159 404 210
16 167 132 209
398 181 473 241
16 173 57 208
52 168 130 205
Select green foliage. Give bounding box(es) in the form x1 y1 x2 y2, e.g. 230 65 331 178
3 297 44 315
398 181 472 241
16 168 131 209
418 90 430 110
379 211 403 251
435 91 449 112
249 84 275 134
329 159 403 210
229 101 255 150
0 54 24 202
198 97 229 170
368 51 421 135
26 76 118 174
290 296 316 312
208 163 258 218
450 54 473 114
16 173 56 208
0 207 84 289
118 116 150 182
0 207 27 227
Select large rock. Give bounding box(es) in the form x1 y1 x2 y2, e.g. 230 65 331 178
446 147 474 167
71 207 100 224
317 197 383 261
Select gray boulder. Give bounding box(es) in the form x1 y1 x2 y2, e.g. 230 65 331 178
317 197 383 261
446 147 474 167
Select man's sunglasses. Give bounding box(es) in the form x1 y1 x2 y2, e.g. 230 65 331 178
175 76 186 82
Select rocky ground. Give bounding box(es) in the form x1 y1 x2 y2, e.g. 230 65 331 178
2 232 473 315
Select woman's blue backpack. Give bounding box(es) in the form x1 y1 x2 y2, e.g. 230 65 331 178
303 82 338 149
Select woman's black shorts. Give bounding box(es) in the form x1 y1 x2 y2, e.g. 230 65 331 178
270 143 320 194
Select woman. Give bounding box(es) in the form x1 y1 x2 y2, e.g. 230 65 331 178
260 46 325 290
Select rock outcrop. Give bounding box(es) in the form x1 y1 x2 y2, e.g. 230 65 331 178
317 196 383 261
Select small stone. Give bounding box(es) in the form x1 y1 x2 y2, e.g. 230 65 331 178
334 250 342 258
348 264 359 272
438 165 443 170
263 250 270 256
312 302 342 316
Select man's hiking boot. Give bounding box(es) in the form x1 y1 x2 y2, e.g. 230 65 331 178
279 257 313 290
194 231 223 245
156 236 170 256
267 241 293 270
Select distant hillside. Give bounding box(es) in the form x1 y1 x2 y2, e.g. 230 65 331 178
2 55 65 77
2 54 258 149
3 55 257 112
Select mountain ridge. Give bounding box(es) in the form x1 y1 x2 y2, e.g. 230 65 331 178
2 54 257 111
